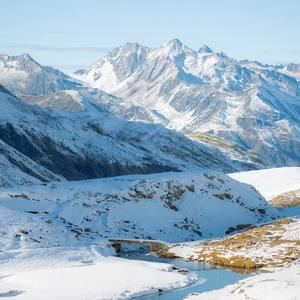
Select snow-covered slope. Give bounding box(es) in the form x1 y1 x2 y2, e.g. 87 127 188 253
0 170 280 252
0 139 62 187
73 39 300 167
229 167 300 199
21 87 170 125
0 54 82 96
0 84 239 184
0 245 196 300
184 261 300 300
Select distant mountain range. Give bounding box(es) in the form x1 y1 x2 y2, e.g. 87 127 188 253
0 40 299 178
72 39 300 167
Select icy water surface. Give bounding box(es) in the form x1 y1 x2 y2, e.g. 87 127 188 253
121 252 251 300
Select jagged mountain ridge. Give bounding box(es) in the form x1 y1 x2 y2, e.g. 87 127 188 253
73 39 300 167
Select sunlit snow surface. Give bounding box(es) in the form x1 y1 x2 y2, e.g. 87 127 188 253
0 246 196 300
229 167 300 199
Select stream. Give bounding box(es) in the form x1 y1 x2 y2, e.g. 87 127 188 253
120 206 299 300
120 252 251 300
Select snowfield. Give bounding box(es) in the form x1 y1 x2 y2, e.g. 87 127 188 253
229 167 300 199
0 170 280 252
0 246 196 300
184 261 300 300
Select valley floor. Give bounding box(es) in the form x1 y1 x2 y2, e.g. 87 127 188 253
0 167 299 299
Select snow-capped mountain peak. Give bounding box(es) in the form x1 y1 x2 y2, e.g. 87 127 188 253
156 39 198 62
0 53 41 73
117 41 146 54
0 54 82 96
160 38 183 53
198 44 213 53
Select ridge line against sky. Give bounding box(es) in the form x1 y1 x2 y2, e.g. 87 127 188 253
1 0 299 72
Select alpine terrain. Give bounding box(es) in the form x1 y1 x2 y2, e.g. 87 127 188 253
73 39 300 167
0 34 299 300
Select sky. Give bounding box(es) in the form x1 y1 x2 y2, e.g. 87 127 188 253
1 0 299 73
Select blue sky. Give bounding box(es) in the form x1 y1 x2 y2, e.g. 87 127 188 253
1 0 299 72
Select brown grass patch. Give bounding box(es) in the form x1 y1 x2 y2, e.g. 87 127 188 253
270 189 300 208
160 217 299 270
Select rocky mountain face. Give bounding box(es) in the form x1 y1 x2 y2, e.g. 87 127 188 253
0 84 240 186
73 39 300 167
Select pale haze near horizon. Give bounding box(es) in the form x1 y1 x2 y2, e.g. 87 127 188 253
1 0 299 73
